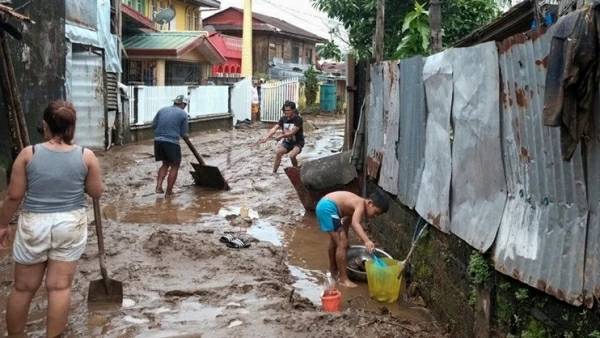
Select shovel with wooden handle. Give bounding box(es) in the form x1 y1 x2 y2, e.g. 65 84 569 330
87 198 123 305
183 135 230 190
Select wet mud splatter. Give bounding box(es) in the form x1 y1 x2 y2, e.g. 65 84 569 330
0 116 447 337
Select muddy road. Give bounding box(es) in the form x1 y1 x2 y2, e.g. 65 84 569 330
0 116 447 337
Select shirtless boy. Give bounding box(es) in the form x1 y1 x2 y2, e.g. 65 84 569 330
316 190 389 287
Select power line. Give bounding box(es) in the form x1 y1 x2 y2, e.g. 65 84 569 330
256 0 349 45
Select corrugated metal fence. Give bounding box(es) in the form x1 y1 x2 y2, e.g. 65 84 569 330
361 19 599 307
129 85 230 125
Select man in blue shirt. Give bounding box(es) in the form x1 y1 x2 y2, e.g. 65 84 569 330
152 95 189 197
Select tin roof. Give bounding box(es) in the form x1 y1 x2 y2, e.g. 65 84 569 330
123 32 226 64
204 7 326 42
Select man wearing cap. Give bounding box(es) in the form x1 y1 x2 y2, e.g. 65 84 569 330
152 95 190 196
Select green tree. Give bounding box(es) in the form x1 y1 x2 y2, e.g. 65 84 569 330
316 40 343 61
304 66 319 105
393 2 430 59
442 0 502 46
311 0 502 60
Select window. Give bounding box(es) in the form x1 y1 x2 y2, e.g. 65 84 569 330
291 46 300 63
136 0 143 13
305 48 313 64
186 7 193 30
186 7 199 30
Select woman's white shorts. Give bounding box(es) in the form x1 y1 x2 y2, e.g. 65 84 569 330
13 208 88 265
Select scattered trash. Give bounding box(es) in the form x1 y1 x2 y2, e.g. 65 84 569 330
123 315 149 324
122 298 136 308
227 319 244 328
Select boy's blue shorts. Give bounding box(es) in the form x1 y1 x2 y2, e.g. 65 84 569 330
316 198 343 232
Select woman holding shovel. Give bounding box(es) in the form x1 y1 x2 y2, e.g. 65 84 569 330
0 101 104 337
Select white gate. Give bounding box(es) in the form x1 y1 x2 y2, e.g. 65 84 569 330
70 49 106 149
230 77 252 124
260 78 300 122
133 86 189 125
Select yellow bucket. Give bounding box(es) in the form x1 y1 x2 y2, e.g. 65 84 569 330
365 257 404 303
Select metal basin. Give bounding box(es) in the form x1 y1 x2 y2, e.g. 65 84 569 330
346 245 394 282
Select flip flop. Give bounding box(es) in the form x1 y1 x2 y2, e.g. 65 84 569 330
220 234 235 244
226 238 251 249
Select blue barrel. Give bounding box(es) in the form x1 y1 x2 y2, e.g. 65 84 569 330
319 83 337 112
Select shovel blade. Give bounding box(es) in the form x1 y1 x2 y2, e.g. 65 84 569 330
190 163 230 190
88 279 123 305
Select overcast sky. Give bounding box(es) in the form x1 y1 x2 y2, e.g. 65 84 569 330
202 0 350 50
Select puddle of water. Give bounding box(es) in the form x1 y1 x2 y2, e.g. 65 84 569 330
282 215 436 323
103 192 227 224
247 221 283 246
160 301 225 323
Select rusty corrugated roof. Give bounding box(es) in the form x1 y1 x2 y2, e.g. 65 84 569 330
204 7 326 42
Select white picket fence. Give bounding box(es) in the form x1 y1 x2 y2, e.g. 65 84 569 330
128 85 229 125
260 78 300 122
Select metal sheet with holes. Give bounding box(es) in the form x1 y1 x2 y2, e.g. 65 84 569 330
450 41 507 252
377 61 401 195
70 49 106 149
397 56 427 209
493 25 588 306
415 50 454 233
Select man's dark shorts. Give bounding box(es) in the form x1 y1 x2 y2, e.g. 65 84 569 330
154 141 182 164
281 141 303 154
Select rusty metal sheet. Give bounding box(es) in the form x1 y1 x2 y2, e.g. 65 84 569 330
397 56 427 209
367 63 384 179
415 50 454 233
450 41 507 252
377 61 401 195
493 26 588 306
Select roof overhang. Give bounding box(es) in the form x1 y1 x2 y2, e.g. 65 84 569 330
182 0 221 9
210 24 326 43
453 0 558 47
125 34 226 64
122 3 157 32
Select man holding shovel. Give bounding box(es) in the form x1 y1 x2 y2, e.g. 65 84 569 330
152 95 190 197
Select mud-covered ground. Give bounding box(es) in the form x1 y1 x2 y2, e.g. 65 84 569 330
0 116 448 338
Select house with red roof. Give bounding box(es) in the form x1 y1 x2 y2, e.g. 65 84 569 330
207 32 243 78
203 7 326 77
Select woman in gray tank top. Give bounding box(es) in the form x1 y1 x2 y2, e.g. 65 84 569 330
0 101 104 337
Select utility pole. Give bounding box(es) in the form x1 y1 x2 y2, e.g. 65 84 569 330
241 0 253 78
361 0 385 197
372 0 385 62
430 0 443 53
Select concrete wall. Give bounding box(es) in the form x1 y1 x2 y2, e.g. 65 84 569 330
0 0 66 189
366 182 600 338
128 114 233 142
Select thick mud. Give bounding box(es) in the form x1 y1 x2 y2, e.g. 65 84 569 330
0 116 448 337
